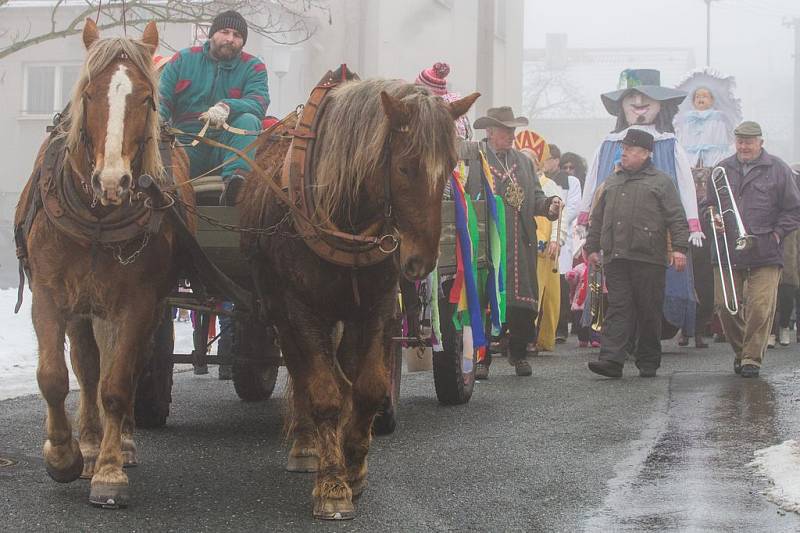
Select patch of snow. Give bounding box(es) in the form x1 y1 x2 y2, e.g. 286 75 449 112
750 439 800 514
0 288 212 401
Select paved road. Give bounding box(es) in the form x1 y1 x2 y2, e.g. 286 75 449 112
2 337 800 531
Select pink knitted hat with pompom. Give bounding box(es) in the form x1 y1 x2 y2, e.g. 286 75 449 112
416 62 450 96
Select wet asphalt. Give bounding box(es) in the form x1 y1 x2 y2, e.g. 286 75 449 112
2 336 800 532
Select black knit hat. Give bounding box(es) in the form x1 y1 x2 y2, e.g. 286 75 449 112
209 10 248 45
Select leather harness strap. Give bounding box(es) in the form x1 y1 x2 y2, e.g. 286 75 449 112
282 65 398 268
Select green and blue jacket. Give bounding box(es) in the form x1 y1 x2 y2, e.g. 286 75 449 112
159 41 269 133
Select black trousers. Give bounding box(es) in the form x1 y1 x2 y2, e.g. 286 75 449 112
486 306 537 365
599 259 666 370
556 275 571 338
773 283 796 332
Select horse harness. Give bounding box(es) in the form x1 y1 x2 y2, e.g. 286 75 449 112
280 64 400 269
14 115 177 312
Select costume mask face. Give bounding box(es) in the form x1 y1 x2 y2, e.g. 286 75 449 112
621 91 661 125
693 88 714 111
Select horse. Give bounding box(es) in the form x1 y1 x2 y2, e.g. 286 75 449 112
239 75 478 519
14 18 195 508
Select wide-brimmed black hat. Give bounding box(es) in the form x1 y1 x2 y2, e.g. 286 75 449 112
621 128 654 151
601 69 686 117
473 106 529 129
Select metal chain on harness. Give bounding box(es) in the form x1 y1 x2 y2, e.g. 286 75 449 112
107 231 150 265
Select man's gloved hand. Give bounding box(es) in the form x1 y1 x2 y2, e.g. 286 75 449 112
200 102 230 128
689 231 705 248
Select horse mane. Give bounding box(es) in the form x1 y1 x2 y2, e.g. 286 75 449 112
61 37 164 183
312 79 456 224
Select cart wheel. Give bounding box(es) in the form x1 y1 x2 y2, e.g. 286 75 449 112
232 322 280 402
433 279 475 405
135 309 175 428
233 363 279 402
373 339 402 436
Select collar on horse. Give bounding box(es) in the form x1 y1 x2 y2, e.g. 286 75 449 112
39 122 171 248
282 64 400 269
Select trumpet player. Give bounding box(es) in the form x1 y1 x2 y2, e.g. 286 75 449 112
707 121 800 378
585 129 690 378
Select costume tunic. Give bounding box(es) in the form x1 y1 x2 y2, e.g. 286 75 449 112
459 141 553 312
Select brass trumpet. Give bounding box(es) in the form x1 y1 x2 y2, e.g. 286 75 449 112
708 165 752 315
589 264 604 332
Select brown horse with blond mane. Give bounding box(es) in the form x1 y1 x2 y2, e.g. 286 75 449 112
14 19 194 508
239 75 478 519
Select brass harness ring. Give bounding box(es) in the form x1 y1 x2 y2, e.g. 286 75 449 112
378 234 399 254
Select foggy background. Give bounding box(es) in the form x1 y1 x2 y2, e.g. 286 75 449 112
523 0 800 162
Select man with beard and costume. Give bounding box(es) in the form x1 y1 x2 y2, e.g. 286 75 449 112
459 108 563 378
578 69 703 341
159 10 269 206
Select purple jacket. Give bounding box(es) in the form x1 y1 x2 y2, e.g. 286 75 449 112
707 150 800 269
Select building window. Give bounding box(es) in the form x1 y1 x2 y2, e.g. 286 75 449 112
23 64 80 116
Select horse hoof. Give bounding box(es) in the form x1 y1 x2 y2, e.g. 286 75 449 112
350 478 368 499
80 458 96 480
89 482 130 509
122 451 138 468
286 453 319 473
313 498 355 520
45 445 84 484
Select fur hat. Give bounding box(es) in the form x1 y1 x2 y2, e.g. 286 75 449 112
209 10 248 45
416 62 450 96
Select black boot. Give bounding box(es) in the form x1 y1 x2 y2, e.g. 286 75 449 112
587 359 623 378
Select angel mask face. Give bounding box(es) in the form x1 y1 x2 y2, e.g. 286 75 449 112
621 91 661 125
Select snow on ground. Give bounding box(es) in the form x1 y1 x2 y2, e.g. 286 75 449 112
0 288 211 401
750 439 800 514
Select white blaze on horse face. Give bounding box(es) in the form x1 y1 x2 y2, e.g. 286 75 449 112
99 64 133 204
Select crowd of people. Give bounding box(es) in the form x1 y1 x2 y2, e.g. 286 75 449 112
417 60 800 380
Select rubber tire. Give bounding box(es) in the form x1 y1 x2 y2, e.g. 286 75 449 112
135 310 175 429
232 324 280 402
433 279 475 405
372 339 402 436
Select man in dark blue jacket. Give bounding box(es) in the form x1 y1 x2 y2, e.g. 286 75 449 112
708 121 800 378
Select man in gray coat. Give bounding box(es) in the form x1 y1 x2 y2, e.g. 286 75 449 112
708 121 800 378
586 129 690 378
458 107 562 377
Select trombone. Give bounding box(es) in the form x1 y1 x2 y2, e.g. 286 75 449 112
589 264 604 332
708 165 753 315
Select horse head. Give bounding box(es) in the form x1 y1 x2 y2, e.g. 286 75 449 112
379 90 479 280
73 18 161 206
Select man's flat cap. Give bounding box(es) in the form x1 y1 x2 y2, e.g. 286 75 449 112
734 121 763 137
621 128 654 151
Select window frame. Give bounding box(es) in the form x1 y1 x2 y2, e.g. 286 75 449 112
20 62 82 119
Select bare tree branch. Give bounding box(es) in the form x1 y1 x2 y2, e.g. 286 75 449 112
523 64 594 120
0 0 329 60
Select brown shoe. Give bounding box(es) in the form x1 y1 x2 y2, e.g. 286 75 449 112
512 359 532 376
475 363 489 380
